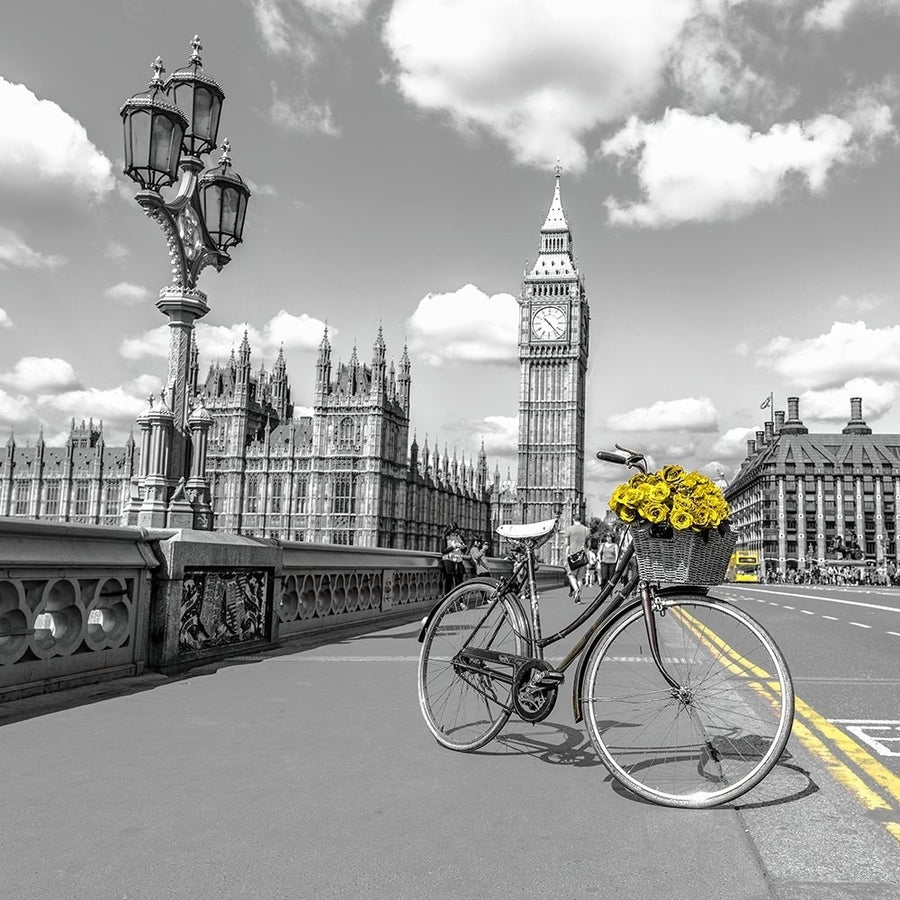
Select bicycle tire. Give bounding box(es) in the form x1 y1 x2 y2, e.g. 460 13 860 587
581 593 794 808
418 579 528 752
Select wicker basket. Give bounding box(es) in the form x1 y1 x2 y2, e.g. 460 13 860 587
632 524 737 586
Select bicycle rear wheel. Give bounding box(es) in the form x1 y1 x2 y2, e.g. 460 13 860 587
582 593 793 808
418 580 526 752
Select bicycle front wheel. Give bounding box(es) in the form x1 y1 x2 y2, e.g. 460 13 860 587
418 580 527 752
582 593 794 808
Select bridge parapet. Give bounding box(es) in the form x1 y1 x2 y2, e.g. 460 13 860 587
0 518 162 700
0 520 566 697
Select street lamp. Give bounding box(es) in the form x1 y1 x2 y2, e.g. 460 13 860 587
119 36 251 530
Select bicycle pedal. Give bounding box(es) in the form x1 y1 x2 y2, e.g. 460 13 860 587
534 671 564 687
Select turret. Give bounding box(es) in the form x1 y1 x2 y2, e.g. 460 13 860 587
236 329 251 390
371 326 386 400
398 343 411 413
315 326 332 403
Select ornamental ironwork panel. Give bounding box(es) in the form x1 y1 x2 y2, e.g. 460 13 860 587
179 568 270 653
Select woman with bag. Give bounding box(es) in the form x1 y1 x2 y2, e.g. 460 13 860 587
564 513 590 604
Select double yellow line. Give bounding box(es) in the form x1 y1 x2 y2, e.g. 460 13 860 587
673 605 900 843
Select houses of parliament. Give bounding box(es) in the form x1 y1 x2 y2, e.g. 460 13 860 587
0 174 590 559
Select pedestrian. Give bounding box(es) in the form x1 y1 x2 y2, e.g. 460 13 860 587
584 544 597 586
440 522 466 594
598 533 618 588
565 512 590 604
469 538 491 576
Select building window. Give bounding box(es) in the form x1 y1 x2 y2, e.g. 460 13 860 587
332 474 355 514
14 481 30 516
246 475 259 514
331 530 354 546
104 484 120 518
74 480 90 518
294 477 307 514
271 477 283 513
212 476 223 513
44 481 60 516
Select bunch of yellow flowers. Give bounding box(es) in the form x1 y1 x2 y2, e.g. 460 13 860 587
608 464 731 532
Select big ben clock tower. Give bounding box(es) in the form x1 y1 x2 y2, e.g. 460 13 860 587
517 168 589 564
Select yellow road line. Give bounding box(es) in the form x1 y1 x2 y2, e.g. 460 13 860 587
672 602 900 842
793 696 900 808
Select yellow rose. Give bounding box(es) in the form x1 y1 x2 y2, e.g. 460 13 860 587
616 505 637 523
670 509 693 531
691 507 711 529
608 486 627 507
659 464 686 486
640 501 668 524
647 481 670 502
628 473 648 488
622 487 643 508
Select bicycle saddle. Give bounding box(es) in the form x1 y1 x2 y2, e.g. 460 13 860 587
496 518 557 541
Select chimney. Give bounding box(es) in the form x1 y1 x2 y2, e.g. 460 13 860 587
764 421 774 443
756 430 765 447
774 410 785 432
781 395 809 434
747 438 757 457
842 395 872 435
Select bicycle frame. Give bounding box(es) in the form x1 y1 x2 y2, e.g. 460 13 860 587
435 533 693 722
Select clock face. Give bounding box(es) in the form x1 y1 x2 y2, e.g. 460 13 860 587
531 306 567 340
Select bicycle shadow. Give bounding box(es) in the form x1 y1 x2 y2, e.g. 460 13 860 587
483 719 818 809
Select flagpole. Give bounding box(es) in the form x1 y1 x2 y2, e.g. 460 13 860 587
769 391 774 426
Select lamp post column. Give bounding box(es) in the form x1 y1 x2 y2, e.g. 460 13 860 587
156 286 209 503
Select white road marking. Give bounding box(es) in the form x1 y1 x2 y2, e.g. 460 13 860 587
769 602 780 606
828 720 900 757
822 615 838 621
783 605 795 610
800 610 815 615
728 587 900 615
888 631 900 637
849 622 872 629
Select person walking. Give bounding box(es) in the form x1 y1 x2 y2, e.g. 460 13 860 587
440 523 466 594
598 534 619 588
565 512 590 604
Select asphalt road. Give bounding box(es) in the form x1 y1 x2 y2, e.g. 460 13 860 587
1 582 898 899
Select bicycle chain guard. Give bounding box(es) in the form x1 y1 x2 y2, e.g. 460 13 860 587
512 659 558 723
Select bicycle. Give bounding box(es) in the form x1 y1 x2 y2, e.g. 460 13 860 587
417 446 795 809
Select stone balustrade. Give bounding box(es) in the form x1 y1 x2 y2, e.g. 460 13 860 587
0 518 566 699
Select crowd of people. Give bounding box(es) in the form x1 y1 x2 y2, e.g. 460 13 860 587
765 561 899 586
439 523 491 594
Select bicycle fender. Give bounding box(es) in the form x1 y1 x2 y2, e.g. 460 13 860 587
416 577 503 643
571 585 710 722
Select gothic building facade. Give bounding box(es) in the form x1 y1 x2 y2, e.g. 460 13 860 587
0 175 579 556
725 396 900 576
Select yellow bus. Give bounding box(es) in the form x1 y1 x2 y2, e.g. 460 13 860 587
727 550 760 583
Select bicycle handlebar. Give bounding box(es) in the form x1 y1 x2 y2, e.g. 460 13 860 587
596 444 648 474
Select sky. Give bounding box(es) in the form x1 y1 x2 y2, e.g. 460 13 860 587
2 0 900 516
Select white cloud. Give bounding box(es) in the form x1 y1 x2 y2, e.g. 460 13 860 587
384 0 695 171
0 357 80 394
0 389 32 425
251 0 318 63
835 293 886 313
479 415 518 457
668 9 796 120
804 0 900 30
734 341 750 357
799 378 897 421
603 104 896 227
0 77 114 199
119 312 330 362
104 241 130 260
0 308 13 328
711 426 756 459
0 228 66 270
300 0 377 29
294 405 314 418
606 396 719 432
270 84 341 136
407 284 518 366
245 179 278 197
104 282 151 305
756 321 900 389
37 388 146 424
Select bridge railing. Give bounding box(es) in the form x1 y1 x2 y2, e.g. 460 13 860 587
0 520 566 699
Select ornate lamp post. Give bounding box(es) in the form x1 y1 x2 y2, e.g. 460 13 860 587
119 36 251 529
